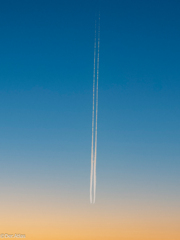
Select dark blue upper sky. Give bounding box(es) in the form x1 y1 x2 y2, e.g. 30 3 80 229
0 0 180 199
1 0 180 90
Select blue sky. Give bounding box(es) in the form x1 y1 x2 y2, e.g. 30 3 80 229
0 0 180 207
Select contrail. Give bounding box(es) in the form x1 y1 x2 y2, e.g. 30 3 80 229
90 13 100 204
93 14 100 204
90 20 97 204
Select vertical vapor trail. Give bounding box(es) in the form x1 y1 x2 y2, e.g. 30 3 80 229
90 13 100 204
90 20 97 204
93 13 100 204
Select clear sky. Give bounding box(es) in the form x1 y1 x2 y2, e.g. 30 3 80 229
0 0 180 239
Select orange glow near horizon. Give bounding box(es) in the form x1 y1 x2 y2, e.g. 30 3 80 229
1 194 179 240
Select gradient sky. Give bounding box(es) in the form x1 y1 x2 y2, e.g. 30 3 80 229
0 0 180 239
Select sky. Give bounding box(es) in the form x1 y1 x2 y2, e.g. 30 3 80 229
0 0 180 239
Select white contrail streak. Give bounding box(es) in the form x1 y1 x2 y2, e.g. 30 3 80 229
90 20 97 204
93 14 100 204
90 14 100 204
